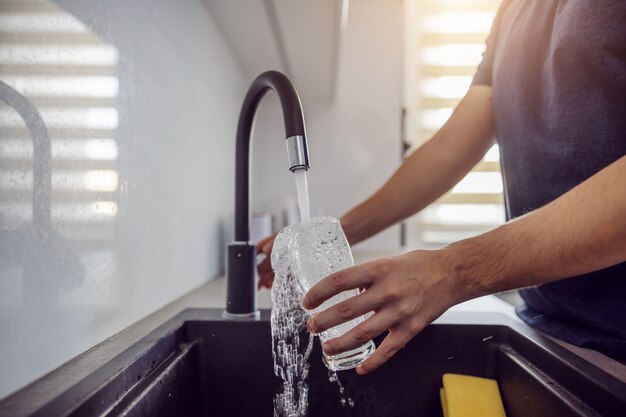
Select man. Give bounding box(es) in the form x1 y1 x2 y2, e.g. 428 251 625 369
257 0 626 375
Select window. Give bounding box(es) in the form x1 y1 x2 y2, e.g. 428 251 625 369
403 0 504 246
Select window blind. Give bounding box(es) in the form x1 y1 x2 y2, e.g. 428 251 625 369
405 0 504 245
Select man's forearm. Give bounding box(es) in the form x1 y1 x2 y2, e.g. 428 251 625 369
341 137 487 245
341 86 495 245
447 155 626 300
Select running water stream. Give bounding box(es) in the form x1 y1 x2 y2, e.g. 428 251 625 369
294 169 310 222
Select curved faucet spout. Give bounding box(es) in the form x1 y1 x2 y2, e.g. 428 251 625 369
235 71 310 242
225 71 310 318
237 71 306 143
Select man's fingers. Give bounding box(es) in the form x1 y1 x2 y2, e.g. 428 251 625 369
320 311 393 356
256 252 274 289
256 236 276 290
303 265 375 309
308 289 382 334
356 326 419 376
256 233 277 254
258 272 274 289
258 254 272 275
255 239 268 253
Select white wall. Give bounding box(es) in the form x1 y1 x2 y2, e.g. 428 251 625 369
251 0 403 251
0 0 403 399
0 0 244 398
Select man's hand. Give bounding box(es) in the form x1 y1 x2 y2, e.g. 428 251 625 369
302 250 463 376
256 233 278 289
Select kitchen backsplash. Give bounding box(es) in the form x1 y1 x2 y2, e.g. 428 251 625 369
0 0 245 398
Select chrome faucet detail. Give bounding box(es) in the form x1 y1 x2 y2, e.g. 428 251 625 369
224 71 310 319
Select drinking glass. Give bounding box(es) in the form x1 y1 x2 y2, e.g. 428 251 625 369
271 216 376 370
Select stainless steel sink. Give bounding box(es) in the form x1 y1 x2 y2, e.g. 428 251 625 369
1 309 625 417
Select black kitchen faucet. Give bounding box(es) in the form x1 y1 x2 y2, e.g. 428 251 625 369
224 71 310 319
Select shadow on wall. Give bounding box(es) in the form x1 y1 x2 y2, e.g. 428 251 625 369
0 80 84 302
0 0 120 398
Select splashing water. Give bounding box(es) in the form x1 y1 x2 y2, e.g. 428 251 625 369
276 217 375 372
270 169 312 416
328 370 355 408
271 221 360 416
294 169 310 222
271 228 314 417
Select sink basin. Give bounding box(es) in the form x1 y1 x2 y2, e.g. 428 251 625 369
3 309 625 417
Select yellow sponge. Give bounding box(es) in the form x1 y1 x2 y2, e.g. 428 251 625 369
440 373 507 417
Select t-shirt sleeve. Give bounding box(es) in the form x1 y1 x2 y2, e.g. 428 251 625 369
472 1 508 86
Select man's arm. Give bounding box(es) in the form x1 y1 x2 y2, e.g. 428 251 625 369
257 85 495 287
341 85 495 244
304 155 626 375
449 153 626 294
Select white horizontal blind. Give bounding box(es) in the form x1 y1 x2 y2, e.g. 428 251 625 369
406 0 504 245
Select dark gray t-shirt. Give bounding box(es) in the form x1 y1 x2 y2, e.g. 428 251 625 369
473 0 626 360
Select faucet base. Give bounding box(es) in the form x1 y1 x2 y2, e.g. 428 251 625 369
224 242 258 319
222 310 261 320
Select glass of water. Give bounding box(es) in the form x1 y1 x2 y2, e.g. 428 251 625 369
271 216 376 371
